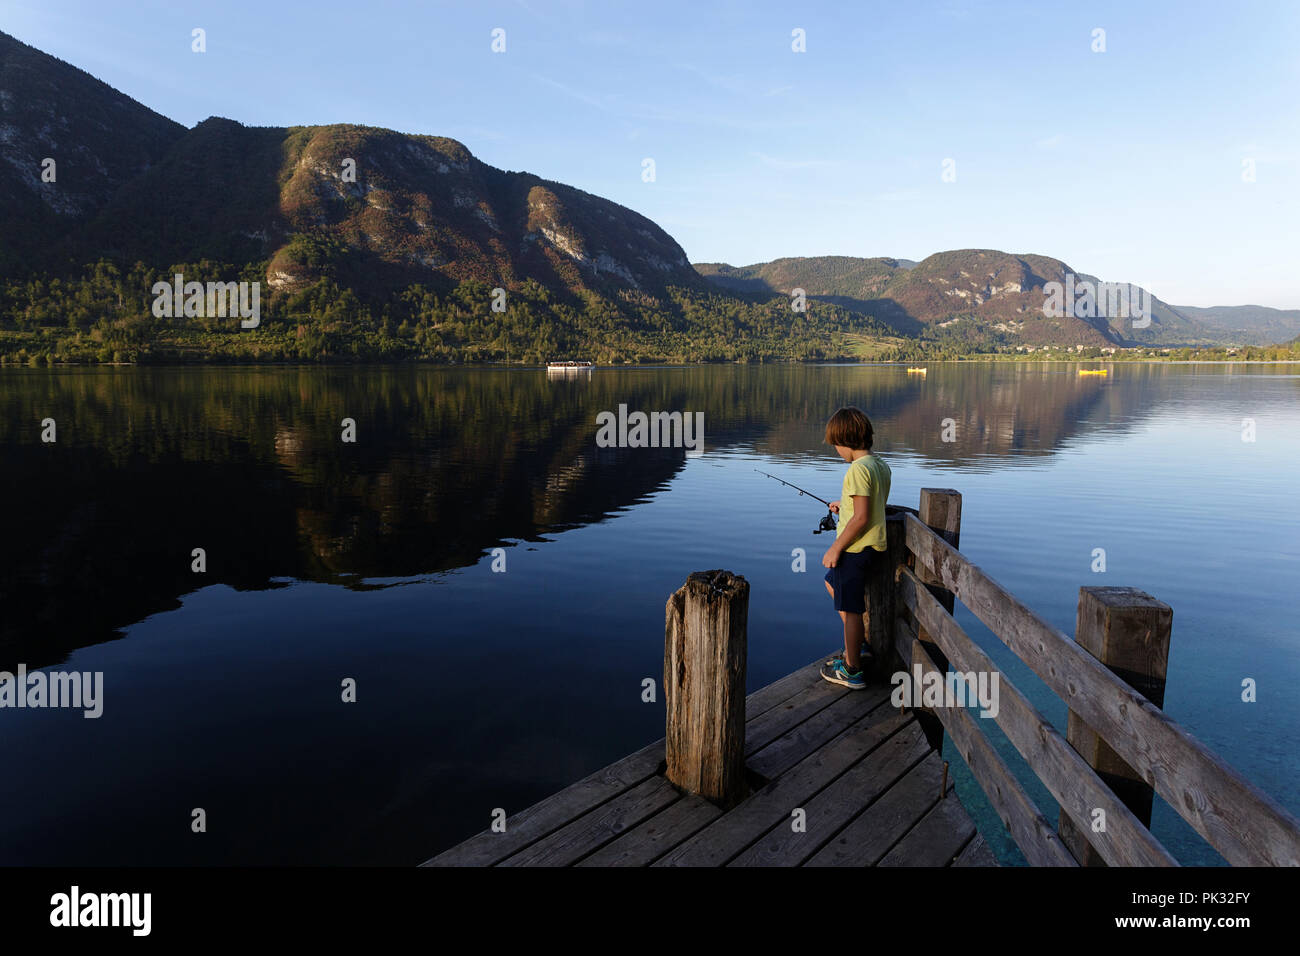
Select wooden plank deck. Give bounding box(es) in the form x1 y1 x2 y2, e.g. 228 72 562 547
423 654 993 867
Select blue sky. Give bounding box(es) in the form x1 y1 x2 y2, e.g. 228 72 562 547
6 0 1298 308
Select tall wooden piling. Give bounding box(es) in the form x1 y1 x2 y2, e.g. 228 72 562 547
909 489 963 750
1058 586 1173 866
865 511 909 683
664 570 749 809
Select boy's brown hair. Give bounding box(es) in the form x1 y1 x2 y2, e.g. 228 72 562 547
824 406 874 450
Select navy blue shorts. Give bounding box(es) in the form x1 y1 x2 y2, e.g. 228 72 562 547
824 549 875 614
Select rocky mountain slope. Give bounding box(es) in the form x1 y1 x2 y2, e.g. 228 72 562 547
72 118 708 300
696 251 1267 346
0 30 184 265
1 29 1287 356
0 29 704 305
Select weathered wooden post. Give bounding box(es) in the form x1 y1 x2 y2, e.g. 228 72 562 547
865 510 909 683
915 489 962 614
664 570 749 809
909 489 962 750
1058 586 1172 866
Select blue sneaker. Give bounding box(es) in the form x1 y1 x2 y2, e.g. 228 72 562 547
826 645 872 668
821 659 866 690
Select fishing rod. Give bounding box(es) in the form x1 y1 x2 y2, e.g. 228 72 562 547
754 470 839 534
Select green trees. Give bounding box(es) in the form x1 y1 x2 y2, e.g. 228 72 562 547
10 257 1293 366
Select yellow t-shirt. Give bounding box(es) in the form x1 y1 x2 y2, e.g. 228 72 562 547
838 454 891 552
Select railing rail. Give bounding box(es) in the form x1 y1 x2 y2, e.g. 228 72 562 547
892 612 1078 866
895 565 1175 866
890 508 1300 867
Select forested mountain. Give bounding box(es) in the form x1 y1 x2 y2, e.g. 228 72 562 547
72 117 711 300
1 29 902 364
0 29 1292 364
696 257 907 303
1170 305 1300 346
1 31 702 299
0 31 184 266
695 252 1284 348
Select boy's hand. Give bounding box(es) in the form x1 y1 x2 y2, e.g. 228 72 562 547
829 500 840 514
822 546 840 568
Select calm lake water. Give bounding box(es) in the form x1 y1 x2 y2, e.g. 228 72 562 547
1 362 1297 865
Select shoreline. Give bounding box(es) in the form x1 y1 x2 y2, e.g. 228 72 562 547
3 357 1300 371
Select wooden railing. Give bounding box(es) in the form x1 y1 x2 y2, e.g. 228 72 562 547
873 489 1300 867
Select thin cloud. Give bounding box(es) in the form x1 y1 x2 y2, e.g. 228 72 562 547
751 151 838 170
529 73 620 112
527 76 824 132
673 63 747 94
627 103 795 133
580 31 630 46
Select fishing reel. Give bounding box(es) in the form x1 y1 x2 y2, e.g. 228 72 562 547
753 470 838 536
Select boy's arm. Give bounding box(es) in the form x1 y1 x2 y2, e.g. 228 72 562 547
828 494 870 556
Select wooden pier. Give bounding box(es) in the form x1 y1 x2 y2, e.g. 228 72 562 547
425 652 991 867
426 489 1300 868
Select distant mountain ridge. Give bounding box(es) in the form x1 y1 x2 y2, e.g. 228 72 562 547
0 29 703 304
696 253 1290 346
0 28 1291 360
1169 305 1300 347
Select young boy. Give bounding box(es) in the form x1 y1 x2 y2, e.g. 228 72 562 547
820 406 891 690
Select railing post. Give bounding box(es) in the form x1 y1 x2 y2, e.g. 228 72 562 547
865 511 908 683
1058 586 1172 866
910 488 962 750
664 570 749 809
